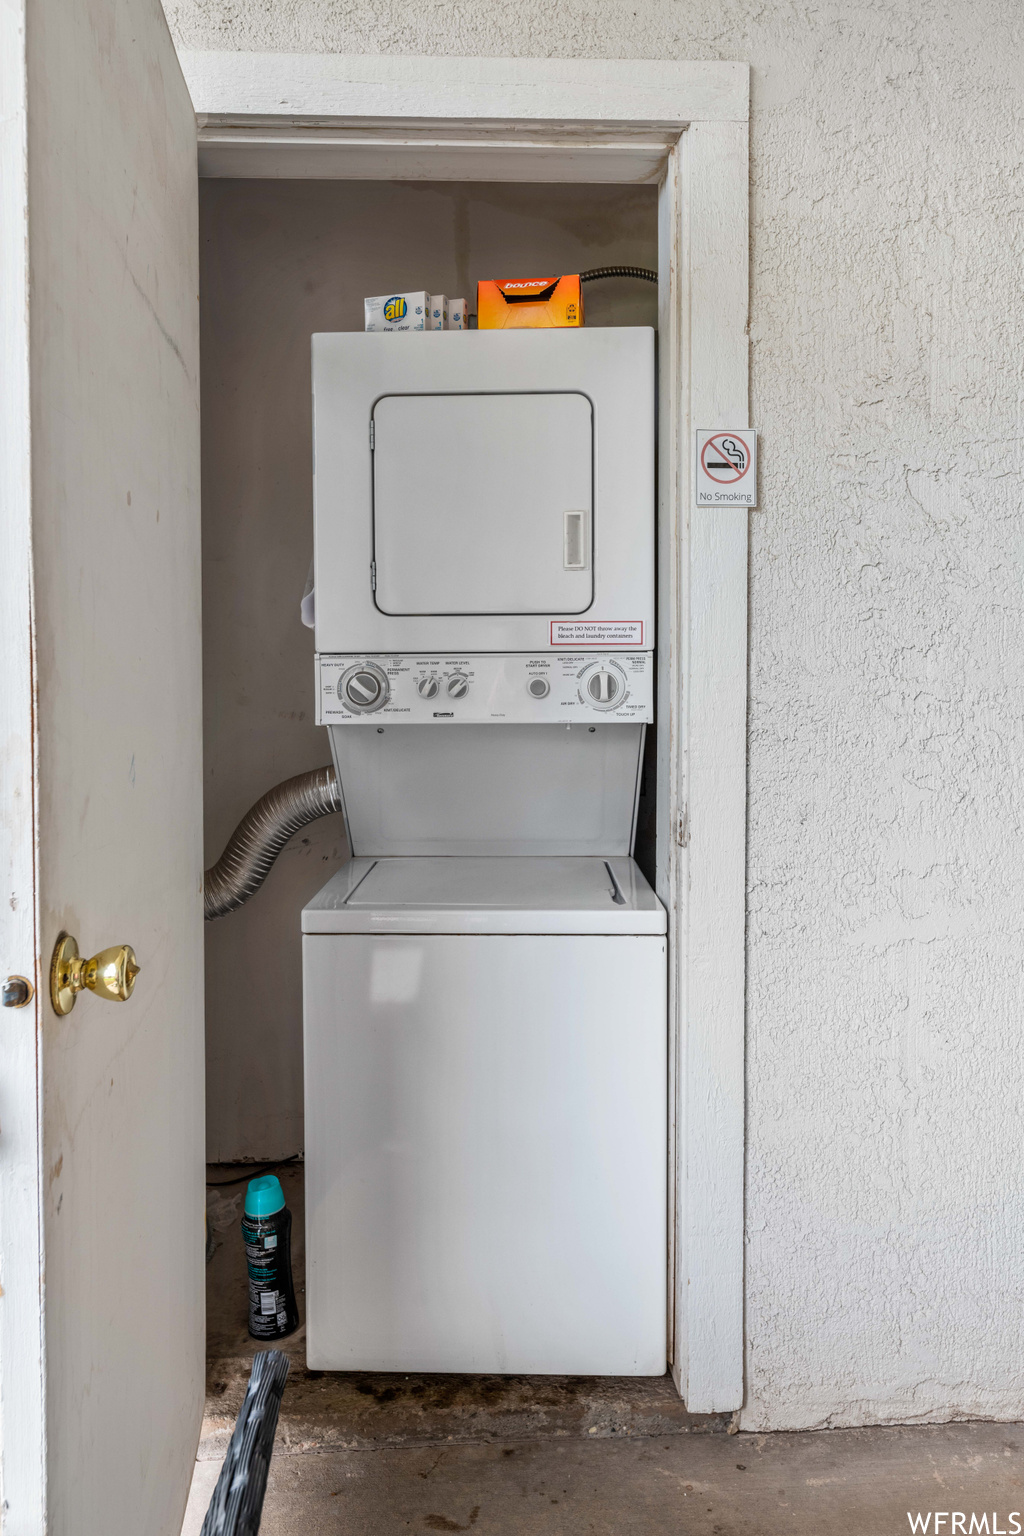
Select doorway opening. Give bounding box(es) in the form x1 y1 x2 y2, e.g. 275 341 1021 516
199 171 681 1447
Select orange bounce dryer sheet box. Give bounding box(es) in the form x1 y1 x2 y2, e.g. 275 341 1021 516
476 275 584 329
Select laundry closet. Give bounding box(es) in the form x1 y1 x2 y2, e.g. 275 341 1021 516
200 176 664 1370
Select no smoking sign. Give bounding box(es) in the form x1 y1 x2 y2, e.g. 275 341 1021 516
694 429 757 507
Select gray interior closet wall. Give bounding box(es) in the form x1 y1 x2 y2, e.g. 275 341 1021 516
201 179 658 1160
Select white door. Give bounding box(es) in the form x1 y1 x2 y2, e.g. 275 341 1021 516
0 0 203 1531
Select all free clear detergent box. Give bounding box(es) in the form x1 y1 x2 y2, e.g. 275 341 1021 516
477 275 583 329
427 295 446 331
364 292 429 332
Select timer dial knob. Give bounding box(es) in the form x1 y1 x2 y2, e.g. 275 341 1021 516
446 674 469 699
417 677 440 698
587 670 620 705
580 662 627 712
339 662 389 713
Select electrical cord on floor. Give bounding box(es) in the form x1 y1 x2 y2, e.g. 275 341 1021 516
206 1154 302 1188
579 266 658 284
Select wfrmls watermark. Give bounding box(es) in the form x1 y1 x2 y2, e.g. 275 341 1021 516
908 1515 1022 1533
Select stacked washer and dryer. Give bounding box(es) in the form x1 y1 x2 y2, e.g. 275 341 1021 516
303 326 667 1375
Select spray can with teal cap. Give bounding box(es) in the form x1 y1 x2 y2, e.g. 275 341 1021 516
242 1175 300 1341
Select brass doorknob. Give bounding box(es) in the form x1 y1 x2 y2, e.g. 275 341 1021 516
50 933 141 1017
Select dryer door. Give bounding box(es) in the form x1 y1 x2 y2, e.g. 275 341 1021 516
372 392 593 615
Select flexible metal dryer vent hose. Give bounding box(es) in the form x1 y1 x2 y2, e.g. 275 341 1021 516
204 765 343 921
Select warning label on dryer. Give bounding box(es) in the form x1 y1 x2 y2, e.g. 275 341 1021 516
550 621 644 647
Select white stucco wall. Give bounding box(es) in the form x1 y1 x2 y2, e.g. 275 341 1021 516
166 0 1024 1432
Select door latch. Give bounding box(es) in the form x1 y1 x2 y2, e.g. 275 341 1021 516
2 976 34 1009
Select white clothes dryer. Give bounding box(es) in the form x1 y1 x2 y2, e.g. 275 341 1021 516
311 328 654 658
302 856 667 1375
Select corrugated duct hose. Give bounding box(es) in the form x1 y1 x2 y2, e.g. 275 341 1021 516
205 268 658 923
204 766 342 920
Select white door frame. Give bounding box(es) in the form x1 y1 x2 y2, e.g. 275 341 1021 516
180 50 750 1413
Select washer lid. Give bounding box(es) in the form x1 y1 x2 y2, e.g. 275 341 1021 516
302 857 666 935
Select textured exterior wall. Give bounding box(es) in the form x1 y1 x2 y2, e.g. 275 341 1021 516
167 0 1024 1431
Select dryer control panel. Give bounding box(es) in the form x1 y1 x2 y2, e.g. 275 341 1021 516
316 653 653 725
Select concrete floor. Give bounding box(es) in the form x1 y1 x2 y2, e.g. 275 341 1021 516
186 1166 1024 1534
182 1420 1024 1535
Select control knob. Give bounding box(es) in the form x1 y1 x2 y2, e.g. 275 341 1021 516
587 670 620 705
527 677 550 699
339 662 389 713
446 674 469 699
417 677 440 698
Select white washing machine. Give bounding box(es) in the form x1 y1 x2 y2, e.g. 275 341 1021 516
303 856 666 1374
304 327 666 1373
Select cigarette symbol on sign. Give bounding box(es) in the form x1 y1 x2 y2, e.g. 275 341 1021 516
714 439 745 470
701 434 750 483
